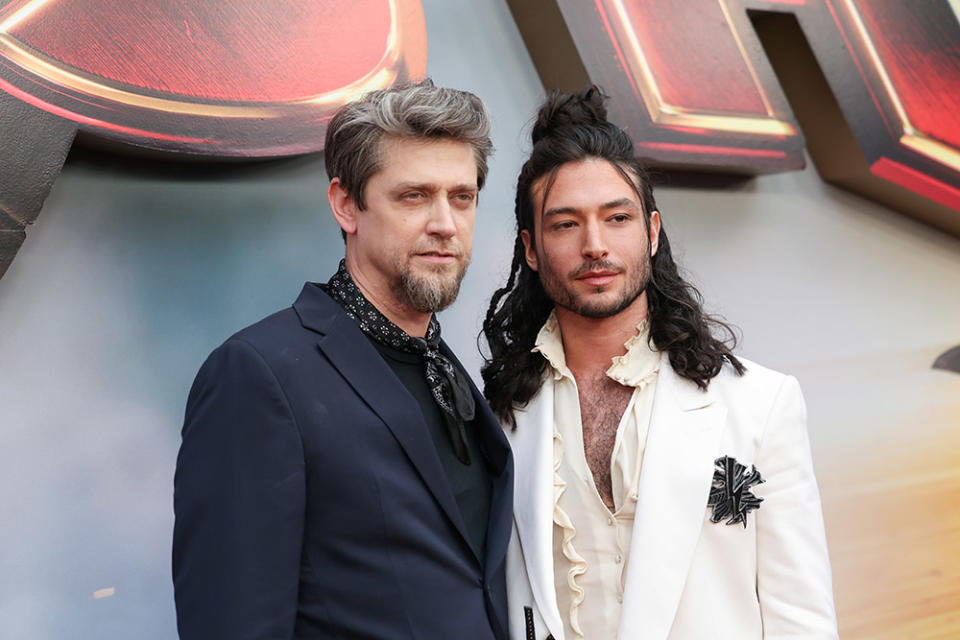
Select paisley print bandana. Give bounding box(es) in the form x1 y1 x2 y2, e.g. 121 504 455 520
327 260 476 464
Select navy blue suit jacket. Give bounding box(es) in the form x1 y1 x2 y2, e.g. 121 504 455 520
173 283 514 639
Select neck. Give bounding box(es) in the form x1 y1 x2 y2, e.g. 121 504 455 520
554 292 650 378
343 255 432 337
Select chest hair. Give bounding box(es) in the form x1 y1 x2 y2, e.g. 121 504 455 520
576 372 635 511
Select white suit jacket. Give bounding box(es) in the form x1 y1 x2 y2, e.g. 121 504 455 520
505 355 838 640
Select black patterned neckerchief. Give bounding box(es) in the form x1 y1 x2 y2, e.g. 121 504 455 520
326 260 476 464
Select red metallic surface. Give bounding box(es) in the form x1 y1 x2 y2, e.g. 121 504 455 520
592 0 643 110
538 0 960 216
822 0 895 135
871 157 960 212
0 74 209 143
0 0 427 156
638 141 788 158
10 0 392 102
855 0 960 150
571 0 803 172
614 0 767 114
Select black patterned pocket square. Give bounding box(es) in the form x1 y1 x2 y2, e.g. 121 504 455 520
708 455 764 527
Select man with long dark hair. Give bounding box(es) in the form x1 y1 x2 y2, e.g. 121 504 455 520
482 87 837 639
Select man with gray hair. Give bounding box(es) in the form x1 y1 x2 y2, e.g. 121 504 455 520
173 79 513 640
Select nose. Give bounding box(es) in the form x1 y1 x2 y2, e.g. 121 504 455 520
425 197 457 239
581 219 608 260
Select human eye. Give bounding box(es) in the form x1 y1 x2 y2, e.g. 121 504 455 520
452 191 476 207
609 213 632 223
552 220 577 231
400 191 425 202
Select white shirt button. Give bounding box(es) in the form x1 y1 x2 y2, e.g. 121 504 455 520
607 517 615 526
615 553 622 564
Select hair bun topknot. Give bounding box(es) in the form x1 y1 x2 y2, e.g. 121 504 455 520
531 85 609 145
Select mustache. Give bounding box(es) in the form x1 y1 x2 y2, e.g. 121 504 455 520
569 259 624 278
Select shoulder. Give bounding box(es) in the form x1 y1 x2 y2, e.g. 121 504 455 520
218 281 347 360
705 356 803 426
190 308 300 387
503 372 552 443
226 307 303 352
195 308 298 373
199 288 347 384
710 356 794 397
212 281 346 357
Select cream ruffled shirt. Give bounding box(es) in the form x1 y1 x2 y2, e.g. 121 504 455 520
532 311 660 640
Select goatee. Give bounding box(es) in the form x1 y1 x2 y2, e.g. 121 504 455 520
394 256 470 313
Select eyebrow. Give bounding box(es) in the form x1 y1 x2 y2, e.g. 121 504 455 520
394 182 478 193
543 197 639 217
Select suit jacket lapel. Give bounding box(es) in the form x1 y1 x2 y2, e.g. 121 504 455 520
295 285 476 559
511 378 565 640
437 342 515 575
618 354 727 640
473 387 514 640
436 343 513 640
476 398 513 575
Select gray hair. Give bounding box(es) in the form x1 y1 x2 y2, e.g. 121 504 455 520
324 78 494 210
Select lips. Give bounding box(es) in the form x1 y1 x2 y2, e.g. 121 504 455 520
576 270 619 286
415 249 459 264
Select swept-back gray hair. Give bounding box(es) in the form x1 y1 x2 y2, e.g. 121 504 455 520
324 78 494 210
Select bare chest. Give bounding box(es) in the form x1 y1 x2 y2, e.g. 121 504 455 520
577 376 635 510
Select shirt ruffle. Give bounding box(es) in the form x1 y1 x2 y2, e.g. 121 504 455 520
606 318 660 387
552 428 587 637
536 310 660 639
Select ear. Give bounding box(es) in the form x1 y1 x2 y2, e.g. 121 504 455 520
648 210 661 257
520 229 539 272
328 178 358 235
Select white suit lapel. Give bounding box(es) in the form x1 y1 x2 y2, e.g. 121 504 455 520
511 378 565 640
619 355 727 640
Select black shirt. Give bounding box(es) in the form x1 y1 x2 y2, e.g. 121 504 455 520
371 339 493 561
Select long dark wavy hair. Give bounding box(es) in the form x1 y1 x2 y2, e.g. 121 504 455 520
481 86 745 428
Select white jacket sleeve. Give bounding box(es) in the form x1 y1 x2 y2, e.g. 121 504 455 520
754 375 839 639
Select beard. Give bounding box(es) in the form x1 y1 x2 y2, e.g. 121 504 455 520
538 251 651 319
392 245 470 313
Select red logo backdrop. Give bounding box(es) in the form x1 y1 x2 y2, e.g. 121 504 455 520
0 0 426 155
0 0 427 278
3 0 960 280
508 0 960 236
